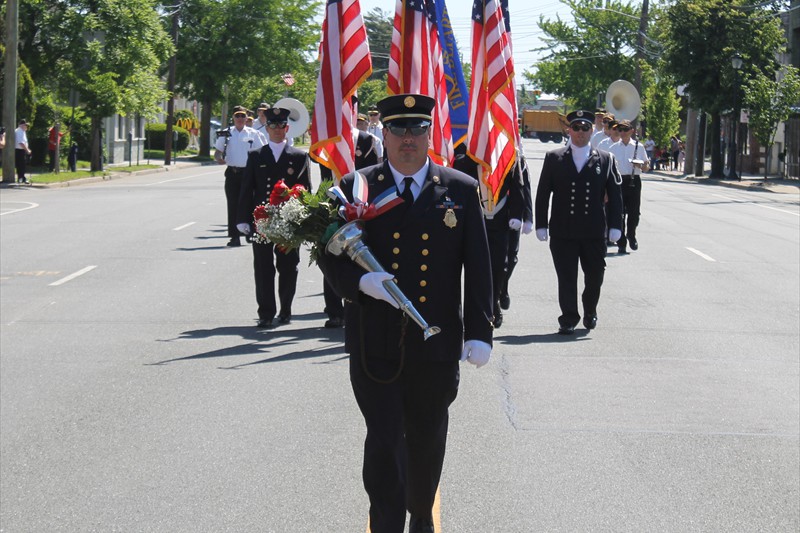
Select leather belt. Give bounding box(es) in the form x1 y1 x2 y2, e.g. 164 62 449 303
228 166 246 172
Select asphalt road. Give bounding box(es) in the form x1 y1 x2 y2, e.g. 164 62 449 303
1 139 798 532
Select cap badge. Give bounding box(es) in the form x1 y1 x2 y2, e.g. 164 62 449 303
404 96 416 108
271 109 280 116
577 110 584 117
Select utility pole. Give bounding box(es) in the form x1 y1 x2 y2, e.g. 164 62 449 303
634 0 649 95
164 5 179 166
3 0 19 184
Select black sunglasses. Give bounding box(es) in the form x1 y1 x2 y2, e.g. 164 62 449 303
267 122 288 129
618 126 632 132
571 123 592 132
386 124 430 137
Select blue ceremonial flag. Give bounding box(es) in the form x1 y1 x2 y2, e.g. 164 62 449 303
434 0 470 148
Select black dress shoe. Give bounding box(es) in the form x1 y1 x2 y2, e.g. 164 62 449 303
277 314 292 324
558 325 575 335
499 293 511 310
324 317 344 328
226 239 241 247
493 302 503 328
257 318 274 328
583 314 597 330
618 246 628 254
409 516 435 533
629 237 638 250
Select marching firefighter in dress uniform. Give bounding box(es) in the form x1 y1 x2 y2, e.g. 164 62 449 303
453 144 524 328
236 107 311 328
319 94 494 533
535 110 623 335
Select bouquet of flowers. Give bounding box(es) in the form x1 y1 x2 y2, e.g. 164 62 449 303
251 179 342 262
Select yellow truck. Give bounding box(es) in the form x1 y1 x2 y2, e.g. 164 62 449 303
521 110 567 143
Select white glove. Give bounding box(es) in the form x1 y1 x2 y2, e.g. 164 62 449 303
608 228 622 242
358 272 400 309
237 223 251 236
536 228 548 242
460 340 491 368
522 220 533 235
508 218 522 231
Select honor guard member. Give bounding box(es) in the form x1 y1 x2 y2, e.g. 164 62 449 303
318 116 382 328
535 110 623 334
215 105 267 247
499 152 534 311
236 107 311 328
608 119 649 254
319 94 494 533
453 144 524 328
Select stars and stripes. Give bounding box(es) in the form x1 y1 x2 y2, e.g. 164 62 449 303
388 0 453 166
468 0 518 207
310 0 373 181
281 73 296 86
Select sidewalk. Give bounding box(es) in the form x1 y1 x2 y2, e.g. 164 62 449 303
648 167 800 195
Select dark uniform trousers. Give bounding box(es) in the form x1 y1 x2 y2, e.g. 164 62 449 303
485 217 510 306
319 162 493 533
617 175 642 249
549 237 607 328
535 146 623 329
224 166 246 239
252 243 300 321
15 149 27 181
237 144 311 321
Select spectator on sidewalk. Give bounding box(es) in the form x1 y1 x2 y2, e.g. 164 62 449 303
14 120 32 184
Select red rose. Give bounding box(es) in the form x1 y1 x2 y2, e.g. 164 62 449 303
289 184 307 198
269 180 290 205
253 204 269 220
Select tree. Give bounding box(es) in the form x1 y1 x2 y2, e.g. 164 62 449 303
173 0 321 156
662 0 786 178
742 66 800 179
644 72 682 152
363 8 393 80
531 0 645 110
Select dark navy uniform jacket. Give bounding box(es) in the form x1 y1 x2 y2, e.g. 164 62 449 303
535 145 623 239
237 144 311 226
320 161 494 363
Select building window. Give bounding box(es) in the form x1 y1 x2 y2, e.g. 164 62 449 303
117 115 125 140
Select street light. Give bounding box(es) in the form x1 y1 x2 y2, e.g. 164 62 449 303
731 52 743 180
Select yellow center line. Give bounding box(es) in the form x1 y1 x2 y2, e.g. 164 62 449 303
366 486 442 532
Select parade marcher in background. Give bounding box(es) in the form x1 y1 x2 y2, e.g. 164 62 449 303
253 103 270 135
535 110 623 335
597 119 621 152
499 152 533 311
14 120 32 184
215 106 266 247
366 105 384 147
453 144 523 328
590 111 608 149
245 112 255 128
608 119 649 254
319 94 493 533
356 113 383 164
236 107 311 328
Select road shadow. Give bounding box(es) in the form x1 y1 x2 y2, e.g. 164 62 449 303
495 330 591 344
149 316 347 369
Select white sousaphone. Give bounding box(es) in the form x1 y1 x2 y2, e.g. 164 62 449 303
605 80 641 122
274 97 310 139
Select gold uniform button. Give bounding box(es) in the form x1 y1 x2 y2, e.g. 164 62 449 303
420 280 427 287
393 247 400 255
419 296 427 303
393 232 400 239
392 263 399 270
420 264 428 272
421 233 429 240
421 249 429 256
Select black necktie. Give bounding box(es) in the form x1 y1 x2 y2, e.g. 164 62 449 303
400 177 415 207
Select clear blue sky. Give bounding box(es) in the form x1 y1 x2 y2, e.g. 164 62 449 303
354 0 574 85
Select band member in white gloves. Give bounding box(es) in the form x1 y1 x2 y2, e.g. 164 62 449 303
535 110 623 335
319 94 493 533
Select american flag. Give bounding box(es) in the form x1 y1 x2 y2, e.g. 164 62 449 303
468 0 517 207
310 0 372 180
388 0 453 166
281 73 296 86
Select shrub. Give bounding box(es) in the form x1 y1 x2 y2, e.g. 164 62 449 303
145 123 190 151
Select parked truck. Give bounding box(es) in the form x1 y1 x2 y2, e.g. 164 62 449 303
521 110 567 143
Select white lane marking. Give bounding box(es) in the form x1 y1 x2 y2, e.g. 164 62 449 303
49 265 97 286
0 202 39 216
144 169 222 186
686 247 716 262
173 222 196 231
712 193 799 216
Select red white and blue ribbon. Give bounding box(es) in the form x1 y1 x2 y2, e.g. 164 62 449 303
327 171 405 222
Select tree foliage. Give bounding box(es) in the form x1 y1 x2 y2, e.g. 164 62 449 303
743 66 800 178
530 0 644 110
643 69 682 150
363 8 394 81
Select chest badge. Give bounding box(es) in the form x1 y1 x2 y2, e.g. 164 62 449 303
287 167 295 175
595 165 601 175
443 209 457 228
